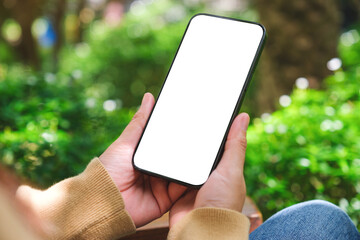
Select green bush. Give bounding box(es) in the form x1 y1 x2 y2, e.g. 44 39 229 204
59 0 195 108
0 64 134 187
245 28 360 227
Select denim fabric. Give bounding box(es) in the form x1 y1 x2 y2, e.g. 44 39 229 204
250 200 360 240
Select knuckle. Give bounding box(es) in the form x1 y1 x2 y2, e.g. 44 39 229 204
131 111 147 124
228 136 247 151
238 136 247 151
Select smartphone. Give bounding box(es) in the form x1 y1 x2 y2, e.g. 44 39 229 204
133 14 266 187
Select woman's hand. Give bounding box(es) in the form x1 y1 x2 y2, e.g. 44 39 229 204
99 93 187 227
169 113 249 227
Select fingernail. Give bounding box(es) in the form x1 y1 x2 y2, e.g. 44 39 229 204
239 114 250 131
141 93 149 108
142 93 154 112
141 93 148 105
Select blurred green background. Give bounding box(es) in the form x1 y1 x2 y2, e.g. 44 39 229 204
1 0 360 228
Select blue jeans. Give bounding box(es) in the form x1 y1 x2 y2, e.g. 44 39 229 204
250 200 360 240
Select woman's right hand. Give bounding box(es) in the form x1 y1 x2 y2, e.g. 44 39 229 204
169 113 250 227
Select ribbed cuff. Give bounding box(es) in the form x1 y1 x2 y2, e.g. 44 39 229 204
17 158 136 240
168 207 250 240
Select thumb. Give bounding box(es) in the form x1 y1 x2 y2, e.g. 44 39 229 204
117 93 155 147
216 113 250 174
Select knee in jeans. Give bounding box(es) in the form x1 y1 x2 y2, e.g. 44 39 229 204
250 200 360 240
304 200 342 213
300 200 351 224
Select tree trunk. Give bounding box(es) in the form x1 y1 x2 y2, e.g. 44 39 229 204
6 0 43 69
252 0 341 114
52 0 67 70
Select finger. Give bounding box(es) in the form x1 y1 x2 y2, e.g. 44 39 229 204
149 177 187 210
118 93 155 147
227 112 250 141
149 177 171 213
168 182 188 202
169 190 197 228
216 113 250 173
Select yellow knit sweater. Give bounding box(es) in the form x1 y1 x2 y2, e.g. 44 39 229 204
1 158 250 239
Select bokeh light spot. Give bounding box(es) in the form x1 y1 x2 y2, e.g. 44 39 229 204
2 19 22 44
325 106 335 116
299 158 310 167
80 8 95 24
340 29 360 47
279 95 291 107
31 18 47 38
327 58 342 71
295 77 309 89
103 99 117 111
75 43 91 58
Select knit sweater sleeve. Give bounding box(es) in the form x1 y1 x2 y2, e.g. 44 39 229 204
168 207 250 240
16 158 136 240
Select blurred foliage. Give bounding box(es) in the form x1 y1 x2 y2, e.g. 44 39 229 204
0 41 16 64
0 1 203 186
59 0 257 108
246 27 360 227
59 1 199 107
0 64 134 186
0 0 257 186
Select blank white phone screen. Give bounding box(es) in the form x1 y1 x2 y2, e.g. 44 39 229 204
133 14 265 186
